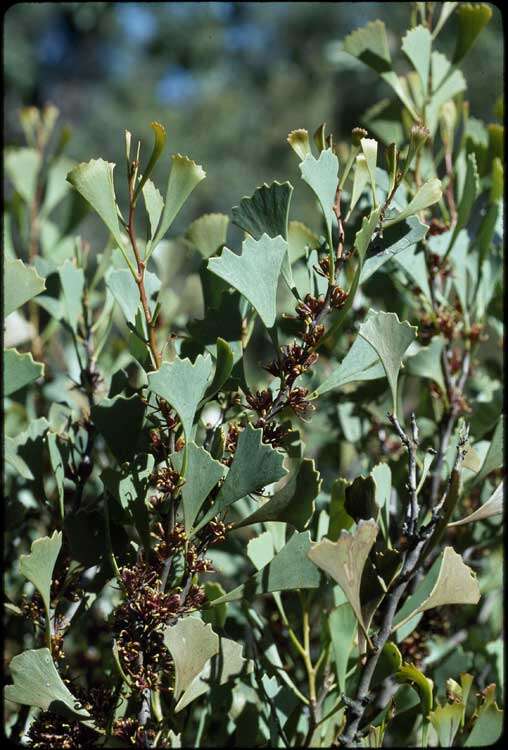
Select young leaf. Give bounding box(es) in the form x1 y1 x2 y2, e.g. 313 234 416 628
232 181 293 241
360 138 378 205
66 159 127 260
299 148 339 243
164 618 219 701
19 531 62 619
4 258 46 317
401 26 432 95
233 458 320 531
383 178 442 228
142 178 164 239
147 354 213 440
59 260 85 334
212 531 321 603
348 154 371 214
392 547 480 632
4 349 44 396
287 128 311 160
185 213 229 258
358 310 417 416
453 3 492 63
151 154 206 249
134 120 167 200
429 703 464 747
396 662 434 716
207 234 287 329
449 482 503 527
308 519 379 637
194 423 287 532
5 648 91 719
170 442 225 533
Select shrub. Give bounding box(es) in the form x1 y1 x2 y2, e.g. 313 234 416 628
4 3 503 747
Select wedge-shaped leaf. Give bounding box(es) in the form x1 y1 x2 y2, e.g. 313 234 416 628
360 215 429 283
383 179 442 228
349 154 371 214
453 3 492 63
472 415 503 486
342 20 392 74
232 181 293 241
152 154 206 249
92 394 146 462
392 547 480 632
233 458 319 531
4 258 46 317
432 3 458 39
448 482 503 527
308 519 379 637
4 147 41 203
175 637 248 712
287 129 311 160
464 690 503 746
208 234 286 329
299 149 339 242
101 454 153 550
316 334 384 396
402 26 432 95
147 354 212 439
59 260 84 334
170 442 225 533
212 531 321 603
358 310 417 415
329 602 357 694
185 213 229 258
430 703 464 747
396 662 434 716
164 618 219 701
5 648 90 719
19 532 62 620
66 159 126 254
105 267 160 325
142 178 164 239
406 337 447 393
194 423 287 532
360 138 378 203
4 348 44 396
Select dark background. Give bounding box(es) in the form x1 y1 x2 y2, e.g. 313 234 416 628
4 2 503 231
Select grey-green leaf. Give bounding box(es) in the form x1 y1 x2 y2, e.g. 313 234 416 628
299 149 339 242
4 258 46 317
170 442 225 533
4 349 44 396
186 213 229 258
208 234 287 329
59 260 85 333
194 423 287 533
5 648 90 719
232 181 293 241
152 154 206 249
164 617 219 701
358 310 417 415
401 26 432 95
147 354 212 440
19 531 62 618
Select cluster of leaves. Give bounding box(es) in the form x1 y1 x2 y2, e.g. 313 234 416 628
4 3 503 747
